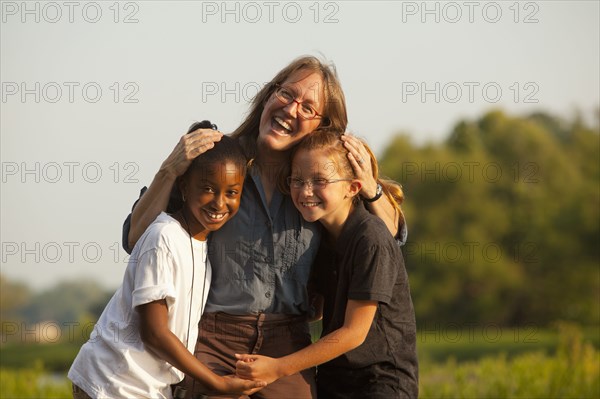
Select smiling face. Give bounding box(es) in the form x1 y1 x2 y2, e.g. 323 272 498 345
290 148 361 234
258 70 326 153
179 160 244 241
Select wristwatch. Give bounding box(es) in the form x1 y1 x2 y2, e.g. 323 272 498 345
364 183 383 203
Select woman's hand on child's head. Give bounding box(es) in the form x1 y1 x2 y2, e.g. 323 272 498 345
160 128 223 179
341 133 378 198
235 354 283 385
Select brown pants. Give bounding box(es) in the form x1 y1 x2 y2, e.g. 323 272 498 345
72 384 93 399
180 312 316 399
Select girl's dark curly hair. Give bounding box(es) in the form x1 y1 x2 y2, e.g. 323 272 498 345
167 120 248 213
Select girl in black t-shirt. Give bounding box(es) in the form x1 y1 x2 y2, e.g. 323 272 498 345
235 130 418 398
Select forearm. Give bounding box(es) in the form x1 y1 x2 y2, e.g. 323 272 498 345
139 300 266 395
128 169 177 249
236 301 376 383
340 134 399 236
142 328 223 391
364 196 399 236
276 326 364 378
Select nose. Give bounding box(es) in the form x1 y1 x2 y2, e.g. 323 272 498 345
212 192 225 209
282 99 299 118
301 182 314 195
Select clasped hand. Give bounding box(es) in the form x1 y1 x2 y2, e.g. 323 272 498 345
234 354 285 385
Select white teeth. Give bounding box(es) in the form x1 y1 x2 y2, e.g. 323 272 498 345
274 117 292 132
301 202 320 207
206 211 226 220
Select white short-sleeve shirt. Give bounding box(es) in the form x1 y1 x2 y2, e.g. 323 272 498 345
68 212 211 399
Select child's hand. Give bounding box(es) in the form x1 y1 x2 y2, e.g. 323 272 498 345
219 374 267 395
234 354 283 384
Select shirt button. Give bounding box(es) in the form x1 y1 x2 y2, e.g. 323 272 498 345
265 221 272 228
265 291 271 298
265 257 272 263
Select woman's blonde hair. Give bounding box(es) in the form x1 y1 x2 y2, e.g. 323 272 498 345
287 130 405 220
231 55 347 161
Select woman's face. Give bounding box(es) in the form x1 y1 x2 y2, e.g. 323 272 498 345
258 70 326 153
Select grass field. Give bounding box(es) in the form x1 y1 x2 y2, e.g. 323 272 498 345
1 323 598 398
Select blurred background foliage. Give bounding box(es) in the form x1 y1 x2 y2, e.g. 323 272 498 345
1 275 111 327
380 109 599 328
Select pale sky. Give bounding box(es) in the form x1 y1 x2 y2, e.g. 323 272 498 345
1 0 599 291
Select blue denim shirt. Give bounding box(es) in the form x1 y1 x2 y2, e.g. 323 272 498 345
204 170 321 314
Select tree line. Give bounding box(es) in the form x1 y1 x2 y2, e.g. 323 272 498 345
380 109 599 327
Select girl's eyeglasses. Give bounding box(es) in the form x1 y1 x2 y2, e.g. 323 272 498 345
287 176 352 189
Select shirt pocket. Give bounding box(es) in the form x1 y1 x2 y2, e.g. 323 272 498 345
208 199 256 281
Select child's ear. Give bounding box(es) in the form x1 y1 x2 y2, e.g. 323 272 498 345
347 180 362 198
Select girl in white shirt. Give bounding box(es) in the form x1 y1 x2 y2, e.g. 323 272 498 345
69 125 266 399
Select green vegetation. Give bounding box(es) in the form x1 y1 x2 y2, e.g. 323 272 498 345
1 276 112 325
1 324 598 398
0 362 71 399
418 325 600 363
419 324 599 398
1 342 82 372
379 110 599 327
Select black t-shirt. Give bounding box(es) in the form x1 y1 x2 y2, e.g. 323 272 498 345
313 203 418 398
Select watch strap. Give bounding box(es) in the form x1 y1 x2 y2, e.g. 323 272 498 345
364 183 383 203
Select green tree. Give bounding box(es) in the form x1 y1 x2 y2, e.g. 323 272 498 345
22 279 111 325
380 109 600 327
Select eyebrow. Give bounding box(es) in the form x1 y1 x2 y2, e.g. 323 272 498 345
291 173 328 178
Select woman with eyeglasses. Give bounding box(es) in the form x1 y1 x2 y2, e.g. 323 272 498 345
122 56 403 398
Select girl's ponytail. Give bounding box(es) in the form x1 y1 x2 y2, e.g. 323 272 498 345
362 141 405 226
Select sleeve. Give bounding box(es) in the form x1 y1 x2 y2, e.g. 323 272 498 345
131 246 177 309
395 211 408 246
121 186 148 254
348 239 400 305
